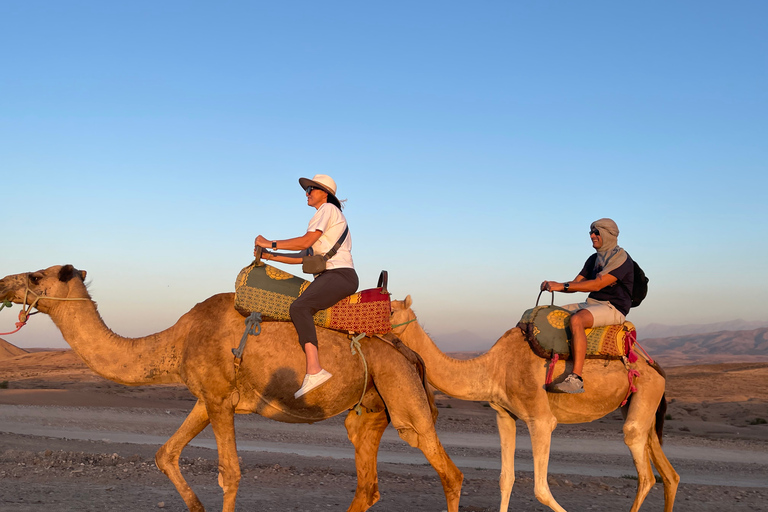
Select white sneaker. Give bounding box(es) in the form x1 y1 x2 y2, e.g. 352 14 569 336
294 369 333 398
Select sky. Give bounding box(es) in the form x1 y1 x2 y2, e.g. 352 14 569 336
1 1 766 349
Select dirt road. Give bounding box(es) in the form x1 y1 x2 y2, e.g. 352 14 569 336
1 392 766 511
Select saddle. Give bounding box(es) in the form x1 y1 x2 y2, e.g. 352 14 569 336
234 261 391 335
517 293 637 360
518 292 654 406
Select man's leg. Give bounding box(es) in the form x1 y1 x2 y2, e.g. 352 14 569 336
568 309 594 377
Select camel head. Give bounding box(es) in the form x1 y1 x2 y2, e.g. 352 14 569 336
390 294 417 333
0 265 88 314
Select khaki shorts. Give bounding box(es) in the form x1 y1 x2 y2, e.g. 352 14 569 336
561 298 626 327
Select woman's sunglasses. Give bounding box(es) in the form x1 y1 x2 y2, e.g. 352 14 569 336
305 186 317 195
590 228 600 236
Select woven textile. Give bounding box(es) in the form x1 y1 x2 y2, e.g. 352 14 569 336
234 262 391 334
517 305 636 360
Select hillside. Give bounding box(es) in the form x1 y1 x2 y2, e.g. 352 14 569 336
640 327 768 366
0 338 28 360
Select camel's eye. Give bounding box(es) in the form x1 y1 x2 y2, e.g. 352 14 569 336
28 274 41 285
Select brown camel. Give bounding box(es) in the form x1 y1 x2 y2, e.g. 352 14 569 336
0 265 463 512
390 295 679 512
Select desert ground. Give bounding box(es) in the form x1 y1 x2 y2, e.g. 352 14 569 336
1 349 767 511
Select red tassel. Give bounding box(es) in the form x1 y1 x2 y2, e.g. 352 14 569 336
624 329 638 362
545 353 560 385
620 369 641 406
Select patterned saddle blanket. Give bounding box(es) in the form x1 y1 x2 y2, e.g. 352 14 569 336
234 261 391 334
517 305 637 360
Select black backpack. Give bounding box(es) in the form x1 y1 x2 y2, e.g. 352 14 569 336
620 260 648 308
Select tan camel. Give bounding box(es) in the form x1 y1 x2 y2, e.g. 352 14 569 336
0 265 463 512
390 295 679 512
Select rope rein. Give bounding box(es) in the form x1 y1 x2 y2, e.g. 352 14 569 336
391 317 416 335
0 276 89 336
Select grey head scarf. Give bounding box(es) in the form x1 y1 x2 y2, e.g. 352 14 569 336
591 218 627 276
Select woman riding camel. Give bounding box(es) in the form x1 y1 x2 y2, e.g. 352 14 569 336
254 174 358 398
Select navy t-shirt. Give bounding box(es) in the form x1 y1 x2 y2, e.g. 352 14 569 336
578 253 634 316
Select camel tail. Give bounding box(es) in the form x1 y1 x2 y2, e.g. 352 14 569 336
655 393 667 446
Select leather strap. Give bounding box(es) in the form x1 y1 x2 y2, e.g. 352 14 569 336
321 226 349 262
377 271 388 292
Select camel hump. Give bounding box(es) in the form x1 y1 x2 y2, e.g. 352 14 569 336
234 262 391 334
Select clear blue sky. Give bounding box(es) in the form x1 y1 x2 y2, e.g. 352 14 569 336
2 1 766 349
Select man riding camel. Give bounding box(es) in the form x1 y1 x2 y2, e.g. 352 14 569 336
540 218 634 394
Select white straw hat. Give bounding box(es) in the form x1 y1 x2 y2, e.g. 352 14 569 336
298 174 337 196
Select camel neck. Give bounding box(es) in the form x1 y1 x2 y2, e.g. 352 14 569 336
48 299 181 386
399 322 493 401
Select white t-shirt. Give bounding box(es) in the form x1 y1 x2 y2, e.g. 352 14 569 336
307 203 354 270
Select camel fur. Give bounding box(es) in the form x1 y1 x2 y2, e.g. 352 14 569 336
390 295 679 512
0 265 463 512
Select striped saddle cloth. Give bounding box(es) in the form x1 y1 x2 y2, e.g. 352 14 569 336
234 261 391 334
517 304 637 360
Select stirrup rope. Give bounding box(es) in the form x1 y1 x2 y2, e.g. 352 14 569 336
349 332 369 415
233 312 262 374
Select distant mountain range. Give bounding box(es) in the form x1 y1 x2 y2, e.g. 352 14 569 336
434 325 768 367
637 319 768 339
638 327 768 366
431 320 768 353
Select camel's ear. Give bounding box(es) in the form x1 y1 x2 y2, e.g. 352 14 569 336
404 295 412 309
59 265 85 283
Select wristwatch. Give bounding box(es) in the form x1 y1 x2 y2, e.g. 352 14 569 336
563 282 570 292
272 241 277 249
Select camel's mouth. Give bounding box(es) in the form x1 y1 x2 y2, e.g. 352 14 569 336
0 278 19 304
0 292 14 308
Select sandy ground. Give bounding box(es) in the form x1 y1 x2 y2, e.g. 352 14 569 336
1 352 767 511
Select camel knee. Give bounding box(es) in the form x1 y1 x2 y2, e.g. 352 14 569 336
217 463 241 494
623 420 647 445
635 475 656 500
499 469 515 492
155 444 178 476
396 427 420 448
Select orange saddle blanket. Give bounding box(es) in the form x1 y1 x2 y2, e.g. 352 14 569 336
234 261 391 335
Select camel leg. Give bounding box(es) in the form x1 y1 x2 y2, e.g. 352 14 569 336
647 429 680 512
369 368 463 511
205 396 241 512
156 399 211 512
490 404 517 512
344 408 390 512
526 414 567 512
622 395 664 512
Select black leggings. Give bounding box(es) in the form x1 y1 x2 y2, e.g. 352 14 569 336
289 268 359 348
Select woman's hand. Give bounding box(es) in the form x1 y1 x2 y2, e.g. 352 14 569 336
254 235 270 248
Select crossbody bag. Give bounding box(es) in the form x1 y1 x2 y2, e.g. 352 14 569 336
302 226 349 274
